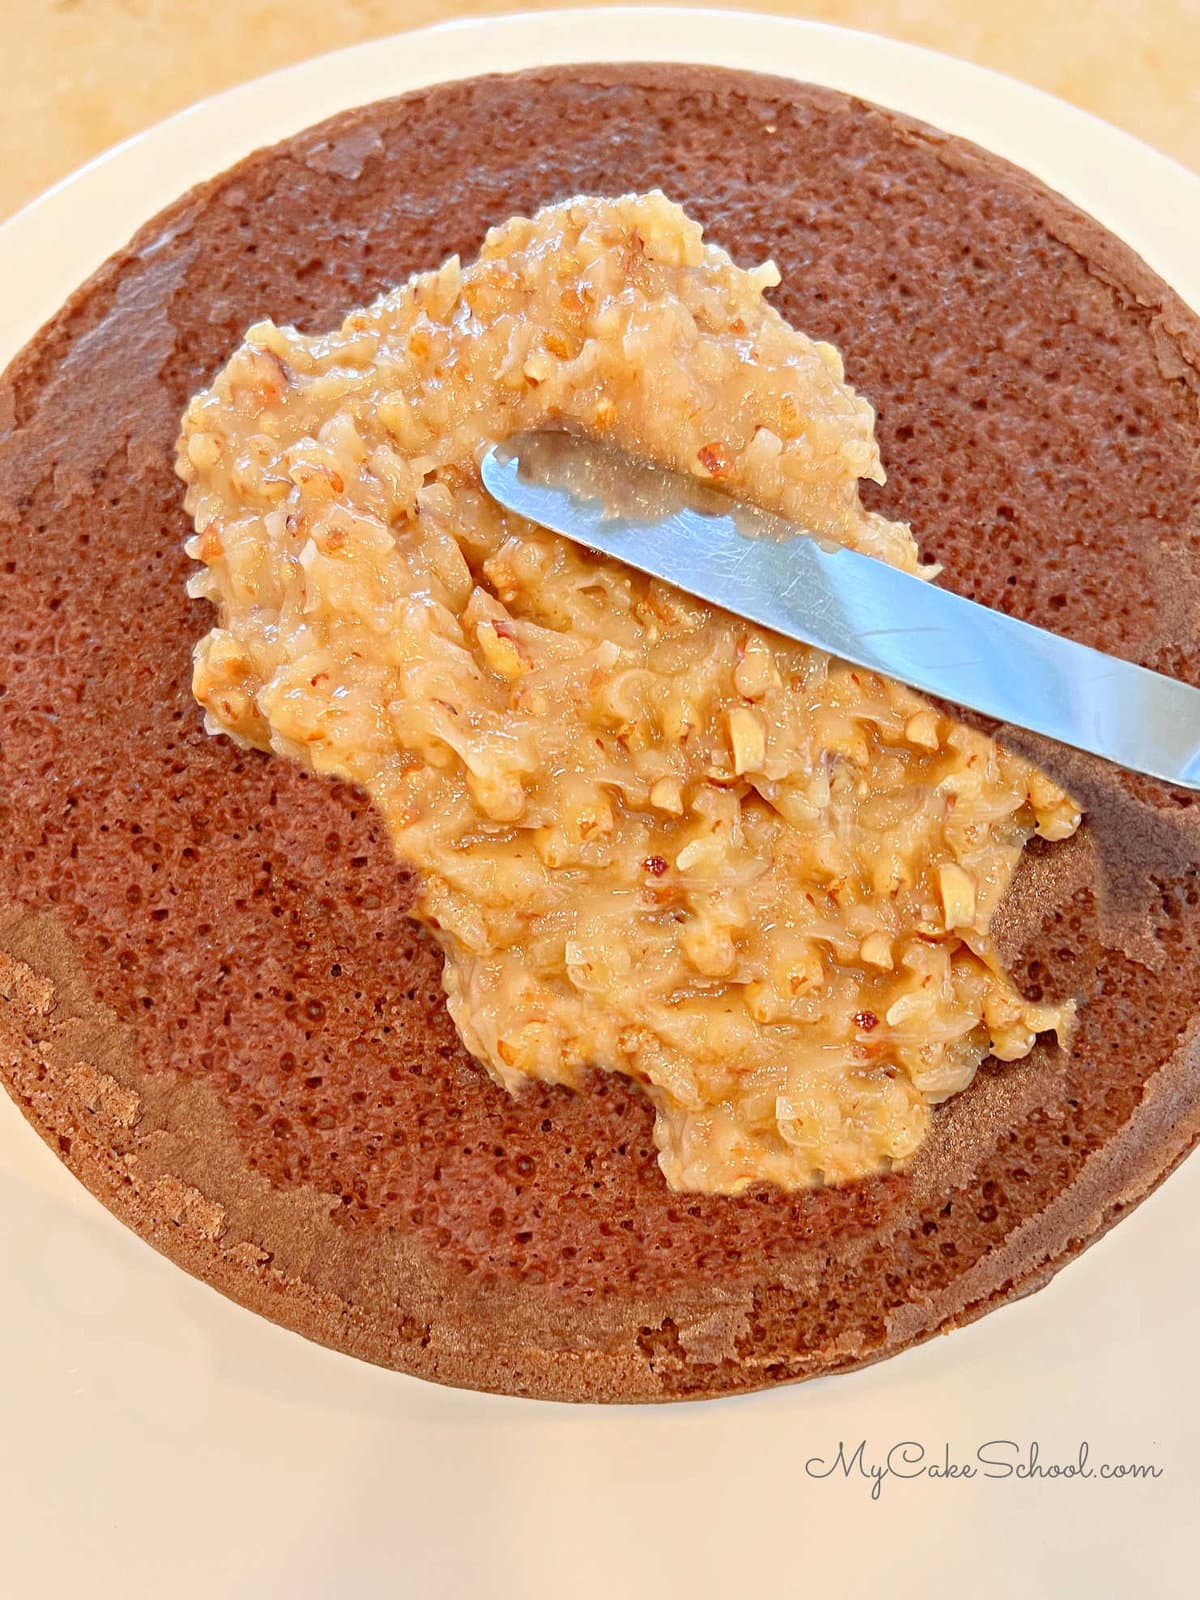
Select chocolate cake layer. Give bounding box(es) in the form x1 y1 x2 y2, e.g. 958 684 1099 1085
1 65 1198 1401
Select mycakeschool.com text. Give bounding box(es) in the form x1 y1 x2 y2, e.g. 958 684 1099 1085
804 1440 1164 1499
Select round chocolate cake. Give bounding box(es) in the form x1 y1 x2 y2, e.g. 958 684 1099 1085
1 66 1198 1402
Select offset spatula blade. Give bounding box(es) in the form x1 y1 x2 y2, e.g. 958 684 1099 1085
480 430 1200 790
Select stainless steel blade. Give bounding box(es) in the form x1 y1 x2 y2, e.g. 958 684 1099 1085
480 430 1200 789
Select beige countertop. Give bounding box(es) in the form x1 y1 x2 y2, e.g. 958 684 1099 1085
3 0 1199 222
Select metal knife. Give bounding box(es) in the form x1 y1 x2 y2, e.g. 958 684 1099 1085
480 430 1200 790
